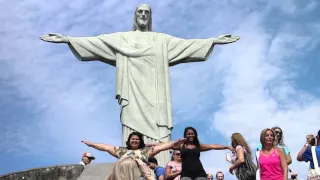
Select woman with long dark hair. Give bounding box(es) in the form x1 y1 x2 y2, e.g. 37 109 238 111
173 127 233 180
82 131 186 163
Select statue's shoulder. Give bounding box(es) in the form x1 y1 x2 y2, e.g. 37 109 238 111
98 31 127 37
97 31 173 42
152 32 173 38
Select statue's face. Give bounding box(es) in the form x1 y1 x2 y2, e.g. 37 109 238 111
135 5 150 29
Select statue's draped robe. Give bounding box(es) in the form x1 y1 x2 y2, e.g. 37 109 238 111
68 31 215 165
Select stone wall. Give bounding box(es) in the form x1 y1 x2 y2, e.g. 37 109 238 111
77 163 114 180
0 164 84 180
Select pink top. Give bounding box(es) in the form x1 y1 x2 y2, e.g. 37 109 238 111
231 145 247 163
166 161 182 180
259 149 283 180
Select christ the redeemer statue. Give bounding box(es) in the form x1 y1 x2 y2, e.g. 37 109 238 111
40 4 240 165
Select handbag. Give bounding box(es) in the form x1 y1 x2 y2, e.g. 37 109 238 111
307 146 320 180
235 151 257 180
255 151 260 180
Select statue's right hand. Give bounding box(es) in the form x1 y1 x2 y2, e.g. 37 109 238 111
40 33 69 43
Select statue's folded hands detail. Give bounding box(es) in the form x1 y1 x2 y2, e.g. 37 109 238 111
40 4 240 166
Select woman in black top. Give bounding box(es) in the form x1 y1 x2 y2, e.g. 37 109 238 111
174 127 234 180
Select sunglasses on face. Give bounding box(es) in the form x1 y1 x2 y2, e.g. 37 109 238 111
274 130 282 134
175 153 181 155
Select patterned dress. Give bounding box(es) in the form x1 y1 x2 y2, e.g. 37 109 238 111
114 146 155 179
114 146 154 162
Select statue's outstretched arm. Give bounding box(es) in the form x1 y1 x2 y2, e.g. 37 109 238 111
40 33 69 43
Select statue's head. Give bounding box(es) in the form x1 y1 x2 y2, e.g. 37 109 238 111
132 4 152 32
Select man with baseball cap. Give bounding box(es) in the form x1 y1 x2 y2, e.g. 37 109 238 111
79 152 95 166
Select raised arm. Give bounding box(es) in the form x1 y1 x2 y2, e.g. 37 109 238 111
81 140 117 158
149 138 186 157
297 144 309 161
297 134 313 161
200 144 234 152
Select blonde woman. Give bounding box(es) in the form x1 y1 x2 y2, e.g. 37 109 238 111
256 127 292 165
257 128 288 180
228 133 256 180
107 157 153 180
165 150 182 180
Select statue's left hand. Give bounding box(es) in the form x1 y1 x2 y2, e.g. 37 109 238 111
215 34 240 44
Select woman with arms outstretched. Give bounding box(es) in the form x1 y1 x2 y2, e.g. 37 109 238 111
82 131 186 163
173 127 234 180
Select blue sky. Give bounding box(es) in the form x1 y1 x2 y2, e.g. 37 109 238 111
1 0 320 179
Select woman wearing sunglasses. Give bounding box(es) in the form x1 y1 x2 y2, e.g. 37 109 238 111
165 150 182 180
256 126 292 165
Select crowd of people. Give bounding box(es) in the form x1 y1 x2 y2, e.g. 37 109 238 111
79 126 320 180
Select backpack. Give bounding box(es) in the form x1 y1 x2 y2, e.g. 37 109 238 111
236 151 257 180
